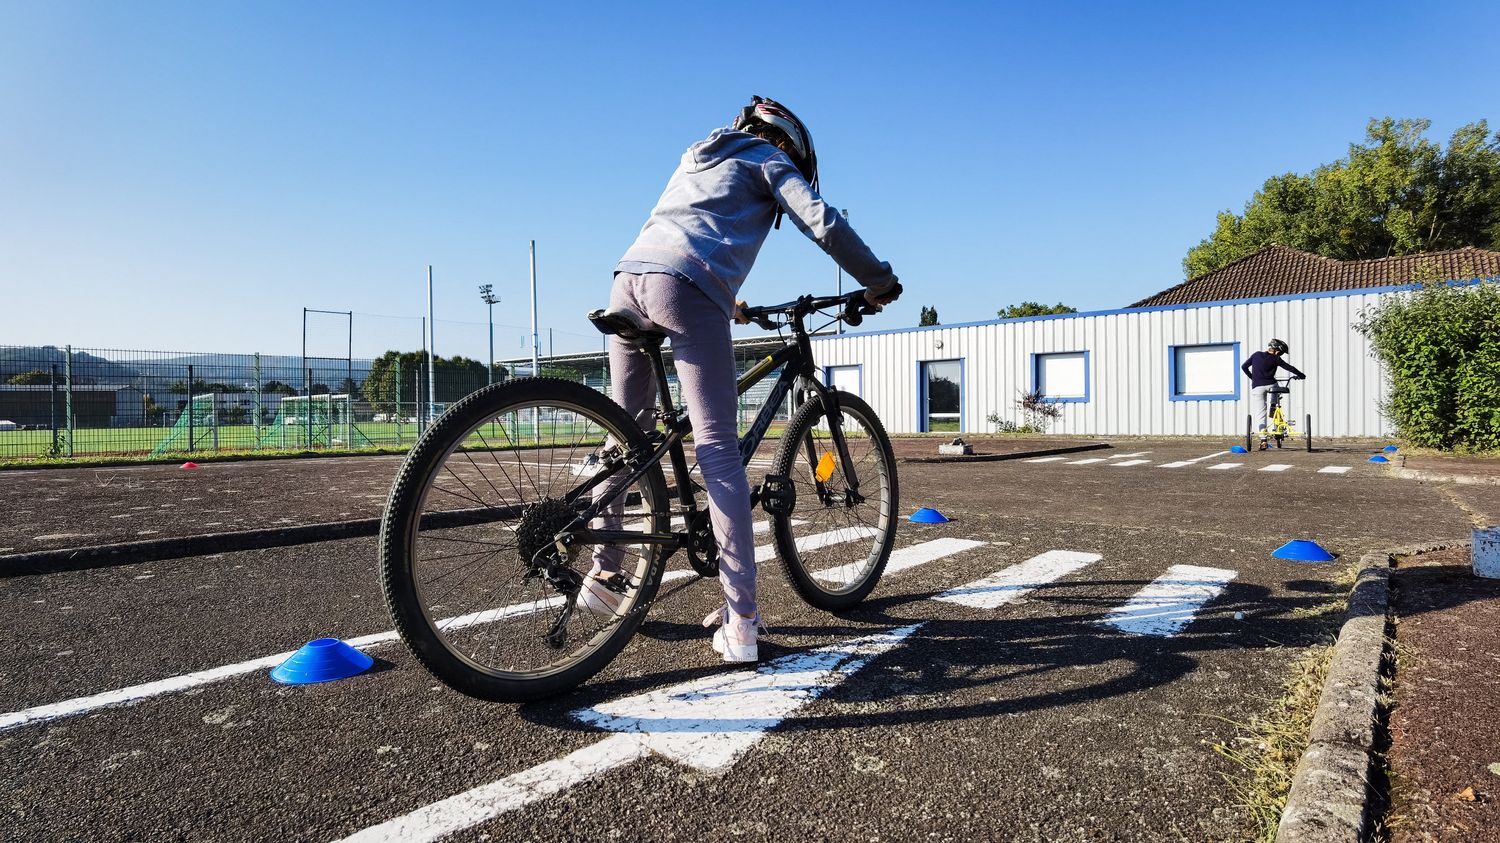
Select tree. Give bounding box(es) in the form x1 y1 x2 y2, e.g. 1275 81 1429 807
363 351 508 414
919 306 939 327
262 380 298 396
1184 118 1500 279
6 369 52 385
997 302 1078 319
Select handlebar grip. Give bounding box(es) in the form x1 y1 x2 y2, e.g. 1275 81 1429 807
843 296 871 327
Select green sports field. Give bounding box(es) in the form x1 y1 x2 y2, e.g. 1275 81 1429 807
0 417 792 461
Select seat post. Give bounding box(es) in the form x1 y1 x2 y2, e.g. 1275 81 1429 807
644 342 676 417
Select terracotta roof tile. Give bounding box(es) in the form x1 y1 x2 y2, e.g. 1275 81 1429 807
1130 245 1500 308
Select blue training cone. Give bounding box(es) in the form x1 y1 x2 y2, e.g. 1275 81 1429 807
1383 445 1398 453
1369 454 1390 463
271 638 374 685
1230 445 1248 454
1272 540 1337 562
909 507 951 524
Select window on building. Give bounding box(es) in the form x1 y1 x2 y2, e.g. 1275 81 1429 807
1170 343 1241 400
1033 351 1089 402
920 359 962 432
823 365 861 396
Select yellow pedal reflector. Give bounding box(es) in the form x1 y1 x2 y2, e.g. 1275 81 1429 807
815 452 837 482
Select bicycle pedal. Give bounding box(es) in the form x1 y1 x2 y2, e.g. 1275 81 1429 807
758 474 796 517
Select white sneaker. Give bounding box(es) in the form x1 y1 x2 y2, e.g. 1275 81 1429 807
576 571 632 615
702 607 762 663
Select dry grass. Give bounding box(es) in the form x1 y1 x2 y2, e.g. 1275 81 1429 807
1213 642 1338 842
1211 559 1362 841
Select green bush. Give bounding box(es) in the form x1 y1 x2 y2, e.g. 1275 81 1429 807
1356 279 1500 451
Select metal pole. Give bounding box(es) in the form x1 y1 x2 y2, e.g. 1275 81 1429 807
529 241 540 379
49 364 58 456
347 311 353 447
419 317 427 430
63 346 74 457
836 208 848 335
187 363 195 453
394 357 403 446
427 266 436 423
306 367 314 447
253 352 262 450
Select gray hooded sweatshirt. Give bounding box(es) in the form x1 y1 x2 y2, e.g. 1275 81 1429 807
617 128 898 318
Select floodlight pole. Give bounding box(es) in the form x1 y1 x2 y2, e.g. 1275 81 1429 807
427 265 436 424
529 240 540 379
836 208 848 335
479 283 499 386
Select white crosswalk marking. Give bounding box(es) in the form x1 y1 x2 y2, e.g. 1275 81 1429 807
814 537 985 583
1025 456 1069 463
1318 466 1351 474
1065 458 1108 465
1109 451 1151 459
339 626 921 842
1103 564 1237 637
1207 463 1242 470
1260 464 1293 472
933 550 1102 609
1109 459 1150 467
1158 461 1192 468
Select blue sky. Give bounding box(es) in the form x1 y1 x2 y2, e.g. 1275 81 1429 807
2 1 1496 360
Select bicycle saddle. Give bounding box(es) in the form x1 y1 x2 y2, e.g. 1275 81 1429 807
587 307 667 345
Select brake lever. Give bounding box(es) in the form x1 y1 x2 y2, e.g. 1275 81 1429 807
842 294 877 327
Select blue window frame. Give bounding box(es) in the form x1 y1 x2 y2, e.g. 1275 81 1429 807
822 364 863 397
1030 351 1090 403
917 359 964 432
1168 342 1242 401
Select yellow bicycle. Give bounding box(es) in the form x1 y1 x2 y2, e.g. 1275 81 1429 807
1246 377 1312 452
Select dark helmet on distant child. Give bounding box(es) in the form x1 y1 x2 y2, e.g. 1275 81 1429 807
1268 339 1289 354
734 96 818 189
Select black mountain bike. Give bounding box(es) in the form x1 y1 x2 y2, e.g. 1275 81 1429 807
379 290 898 702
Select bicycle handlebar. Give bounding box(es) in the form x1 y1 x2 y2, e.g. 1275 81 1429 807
742 282 902 330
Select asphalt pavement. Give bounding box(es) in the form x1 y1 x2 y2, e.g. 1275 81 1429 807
1 441 1476 842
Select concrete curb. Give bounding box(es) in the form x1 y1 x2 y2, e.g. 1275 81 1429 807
1275 540 1470 843
899 442 1110 464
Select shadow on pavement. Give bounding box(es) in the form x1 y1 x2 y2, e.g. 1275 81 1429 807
522 576 1343 733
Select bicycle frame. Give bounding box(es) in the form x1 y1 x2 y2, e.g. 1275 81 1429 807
560 308 862 572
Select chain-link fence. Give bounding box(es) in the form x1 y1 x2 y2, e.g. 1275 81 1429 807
0 338 796 461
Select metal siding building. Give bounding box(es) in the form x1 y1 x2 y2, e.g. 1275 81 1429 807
810 287 1400 438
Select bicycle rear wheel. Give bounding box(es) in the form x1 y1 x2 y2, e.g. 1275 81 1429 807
769 391 898 610
379 378 670 702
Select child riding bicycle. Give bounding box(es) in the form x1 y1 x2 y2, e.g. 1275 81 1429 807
1241 338 1305 450
583 96 901 662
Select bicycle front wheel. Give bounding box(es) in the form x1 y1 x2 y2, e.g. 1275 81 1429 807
379 378 670 702
769 390 898 610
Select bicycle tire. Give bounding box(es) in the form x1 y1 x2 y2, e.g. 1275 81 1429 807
379 378 670 702
769 391 898 610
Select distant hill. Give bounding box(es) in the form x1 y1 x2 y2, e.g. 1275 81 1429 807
0 347 372 388
154 354 374 386
0 346 141 384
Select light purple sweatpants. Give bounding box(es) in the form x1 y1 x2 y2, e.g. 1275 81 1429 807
593 272 757 617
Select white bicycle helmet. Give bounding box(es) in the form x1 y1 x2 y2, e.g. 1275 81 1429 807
733 95 818 188
1268 338 1289 354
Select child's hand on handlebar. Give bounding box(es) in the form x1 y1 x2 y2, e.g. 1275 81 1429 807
864 281 903 309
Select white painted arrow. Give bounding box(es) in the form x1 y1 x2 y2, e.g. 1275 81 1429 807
336 625 920 842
